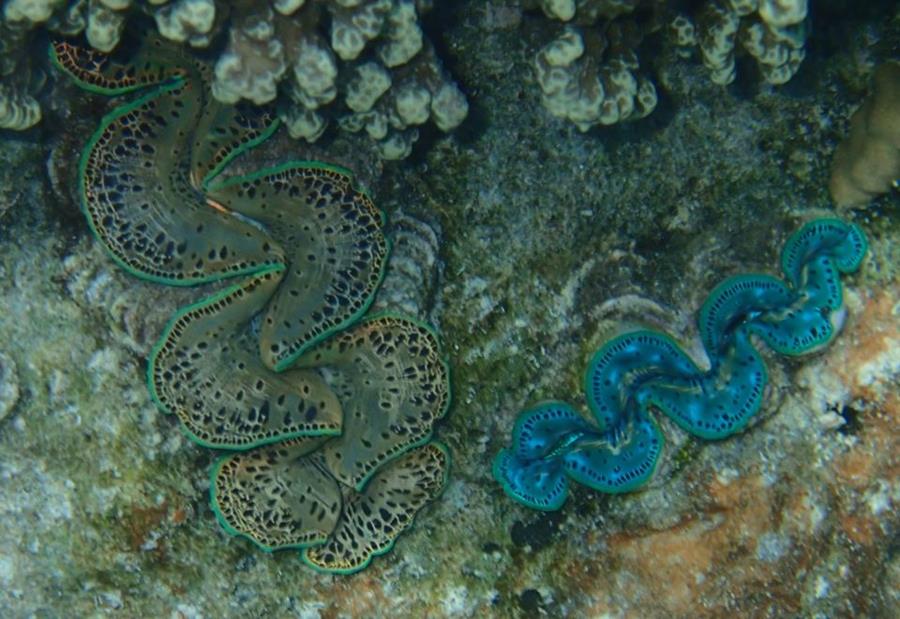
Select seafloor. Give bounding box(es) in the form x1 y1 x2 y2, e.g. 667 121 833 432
1 2 898 618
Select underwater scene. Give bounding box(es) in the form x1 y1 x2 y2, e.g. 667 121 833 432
0 1 897 617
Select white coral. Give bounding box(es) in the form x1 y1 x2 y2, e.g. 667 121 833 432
212 11 286 105
155 0 216 47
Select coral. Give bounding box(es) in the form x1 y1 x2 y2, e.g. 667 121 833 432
257 0 469 159
494 219 867 510
0 22 42 129
686 0 808 85
2 0 131 55
525 0 810 128
52 37 451 573
0 81 41 130
829 60 900 208
758 0 806 28
211 6 286 105
85 0 126 53
534 24 657 130
3 0 66 23
255 0 467 158
154 0 217 47
0 1 468 160
529 0 640 23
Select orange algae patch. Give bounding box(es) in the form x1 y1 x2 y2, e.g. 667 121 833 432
319 575 391 619
834 449 879 490
829 286 899 403
825 285 899 499
170 505 187 525
125 500 170 558
840 513 880 546
123 498 191 560
606 475 767 605
807 285 898 548
577 471 830 617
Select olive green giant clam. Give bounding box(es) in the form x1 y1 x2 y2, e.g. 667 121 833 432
53 37 450 574
205 164 389 372
148 267 345 449
302 441 450 573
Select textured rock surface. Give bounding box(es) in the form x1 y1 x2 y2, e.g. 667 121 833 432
0 1 898 617
0 351 19 421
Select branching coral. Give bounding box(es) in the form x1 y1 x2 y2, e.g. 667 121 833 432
52 37 451 573
829 60 900 208
1 0 468 160
494 219 867 510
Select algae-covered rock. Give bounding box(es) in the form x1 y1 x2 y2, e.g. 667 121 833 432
0 352 19 422
1 0 898 617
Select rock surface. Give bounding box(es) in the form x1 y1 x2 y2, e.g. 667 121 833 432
0 1 897 617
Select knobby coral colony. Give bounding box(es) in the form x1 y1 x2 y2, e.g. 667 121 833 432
2 0 469 161
494 219 868 511
52 37 451 574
